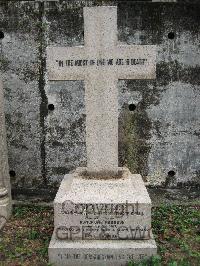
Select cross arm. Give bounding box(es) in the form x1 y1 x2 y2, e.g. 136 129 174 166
46 46 86 81
114 45 156 80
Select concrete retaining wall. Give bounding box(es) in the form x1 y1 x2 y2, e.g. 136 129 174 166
0 0 199 200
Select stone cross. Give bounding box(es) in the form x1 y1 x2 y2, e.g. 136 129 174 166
47 6 156 175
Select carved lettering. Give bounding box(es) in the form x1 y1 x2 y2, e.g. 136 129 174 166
56 58 148 68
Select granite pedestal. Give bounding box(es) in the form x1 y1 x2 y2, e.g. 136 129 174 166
48 168 157 265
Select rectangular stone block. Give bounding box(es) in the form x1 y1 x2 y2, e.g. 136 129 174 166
49 231 157 266
54 168 152 240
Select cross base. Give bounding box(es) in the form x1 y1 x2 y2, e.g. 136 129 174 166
75 167 129 180
49 167 157 265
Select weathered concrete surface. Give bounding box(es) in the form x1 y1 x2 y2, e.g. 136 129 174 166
45 2 86 188
0 1 44 196
0 1 199 200
118 2 200 188
46 80 86 184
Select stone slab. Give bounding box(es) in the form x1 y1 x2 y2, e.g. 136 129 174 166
49 231 157 266
0 196 12 221
0 77 12 219
54 167 152 240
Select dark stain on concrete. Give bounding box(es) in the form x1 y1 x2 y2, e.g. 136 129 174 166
157 62 200 87
51 167 71 175
38 2 48 187
118 2 200 44
45 3 84 46
119 80 156 178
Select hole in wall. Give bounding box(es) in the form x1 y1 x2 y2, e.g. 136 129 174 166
129 103 137 111
0 31 4 39
168 170 176 177
168 32 175 39
9 170 16 178
48 104 55 111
